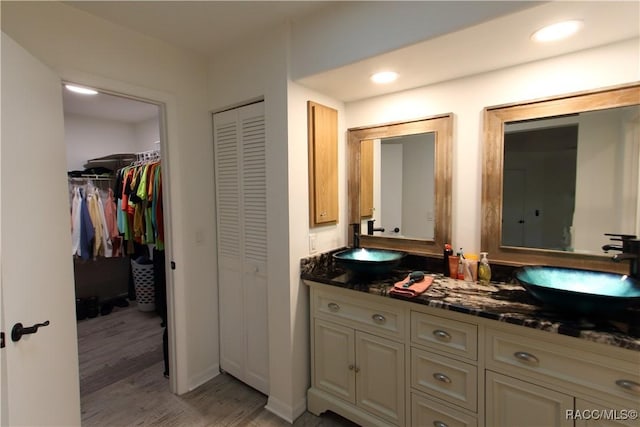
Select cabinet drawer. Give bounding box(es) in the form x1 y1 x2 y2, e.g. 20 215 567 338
411 347 478 412
411 392 477 427
486 328 640 404
314 290 405 340
411 311 477 360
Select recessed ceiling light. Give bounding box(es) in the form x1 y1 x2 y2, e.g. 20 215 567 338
65 84 98 95
531 20 583 43
371 71 398 84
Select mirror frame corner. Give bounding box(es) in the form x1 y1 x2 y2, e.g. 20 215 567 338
347 113 453 256
481 82 640 272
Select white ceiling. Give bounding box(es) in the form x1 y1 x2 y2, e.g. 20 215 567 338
64 1 332 57
61 1 639 119
298 1 640 101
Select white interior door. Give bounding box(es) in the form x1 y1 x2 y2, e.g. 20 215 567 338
1 33 81 426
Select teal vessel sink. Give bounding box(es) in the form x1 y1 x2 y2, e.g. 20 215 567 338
333 248 406 275
514 266 640 315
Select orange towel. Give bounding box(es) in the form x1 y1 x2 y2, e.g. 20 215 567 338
389 274 434 298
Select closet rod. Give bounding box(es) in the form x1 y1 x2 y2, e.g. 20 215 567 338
69 175 114 181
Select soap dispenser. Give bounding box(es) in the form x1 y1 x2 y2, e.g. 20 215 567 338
478 252 492 284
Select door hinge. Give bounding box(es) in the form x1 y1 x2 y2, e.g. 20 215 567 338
1 332 5 348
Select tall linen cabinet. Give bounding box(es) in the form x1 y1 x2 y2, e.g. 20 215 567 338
213 102 269 394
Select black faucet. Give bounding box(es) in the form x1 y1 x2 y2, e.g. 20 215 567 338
352 223 360 248
603 233 640 280
367 219 385 235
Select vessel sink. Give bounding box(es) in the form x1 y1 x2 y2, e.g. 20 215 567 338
514 265 640 315
333 248 406 275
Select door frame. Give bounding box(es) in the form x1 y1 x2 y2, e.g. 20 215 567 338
60 72 181 393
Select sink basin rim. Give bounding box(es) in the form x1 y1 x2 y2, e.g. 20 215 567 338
514 265 640 314
332 248 406 274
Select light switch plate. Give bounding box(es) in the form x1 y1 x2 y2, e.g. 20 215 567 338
309 233 317 254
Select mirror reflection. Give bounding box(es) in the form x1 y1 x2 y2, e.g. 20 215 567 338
502 105 639 254
360 132 435 240
482 83 639 273
348 114 452 256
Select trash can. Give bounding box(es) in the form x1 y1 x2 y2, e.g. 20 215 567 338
131 259 156 312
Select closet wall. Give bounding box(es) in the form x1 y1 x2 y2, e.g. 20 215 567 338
66 114 160 170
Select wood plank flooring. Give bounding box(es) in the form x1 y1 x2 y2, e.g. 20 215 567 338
77 303 358 426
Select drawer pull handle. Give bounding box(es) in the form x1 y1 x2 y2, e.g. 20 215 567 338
433 422 449 427
514 351 539 365
327 302 340 312
433 329 452 342
615 379 640 394
372 314 386 324
433 372 452 384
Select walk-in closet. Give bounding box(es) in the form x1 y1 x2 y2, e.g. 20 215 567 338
63 84 169 419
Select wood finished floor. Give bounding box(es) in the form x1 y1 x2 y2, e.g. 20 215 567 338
77 303 358 426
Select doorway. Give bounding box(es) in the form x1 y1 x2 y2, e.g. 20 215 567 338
63 83 171 412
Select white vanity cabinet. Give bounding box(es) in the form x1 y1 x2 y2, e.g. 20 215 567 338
309 285 407 426
305 281 640 427
485 327 640 427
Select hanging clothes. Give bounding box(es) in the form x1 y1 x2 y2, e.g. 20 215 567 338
69 177 118 260
113 151 163 256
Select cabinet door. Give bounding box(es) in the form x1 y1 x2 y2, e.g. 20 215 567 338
308 101 338 225
356 331 405 426
486 371 573 427
360 139 374 218
314 319 356 404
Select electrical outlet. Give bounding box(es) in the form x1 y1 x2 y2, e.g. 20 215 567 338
309 234 317 254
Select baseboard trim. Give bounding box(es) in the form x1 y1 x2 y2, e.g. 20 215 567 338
265 395 307 423
188 364 220 392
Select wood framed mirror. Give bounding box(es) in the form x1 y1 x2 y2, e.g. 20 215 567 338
481 83 640 273
347 114 452 255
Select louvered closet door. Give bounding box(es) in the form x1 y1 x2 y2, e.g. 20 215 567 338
213 102 268 394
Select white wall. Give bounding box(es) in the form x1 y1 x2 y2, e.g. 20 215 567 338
65 114 138 171
2 1 216 394
208 24 305 422
345 38 640 255
134 116 161 153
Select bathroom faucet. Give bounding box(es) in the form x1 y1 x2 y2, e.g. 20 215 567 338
352 223 360 248
603 234 639 280
367 219 385 235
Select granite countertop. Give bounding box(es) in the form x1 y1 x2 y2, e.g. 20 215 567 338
300 249 640 352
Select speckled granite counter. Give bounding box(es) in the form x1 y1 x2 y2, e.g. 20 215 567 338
301 249 640 352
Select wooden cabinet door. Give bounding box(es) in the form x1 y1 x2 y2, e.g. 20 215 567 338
360 139 374 218
314 319 356 404
308 101 338 225
486 371 573 427
356 331 405 426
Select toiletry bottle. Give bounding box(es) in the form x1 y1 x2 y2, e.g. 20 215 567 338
443 244 453 276
464 253 479 281
478 252 492 284
456 249 465 280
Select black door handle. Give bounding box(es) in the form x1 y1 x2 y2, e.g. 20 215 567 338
11 320 50 342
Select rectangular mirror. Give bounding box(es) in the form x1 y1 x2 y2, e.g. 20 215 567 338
482 83 640 273
348 114 452 255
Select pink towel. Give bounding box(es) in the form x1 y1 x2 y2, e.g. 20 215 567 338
389 274 434 298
